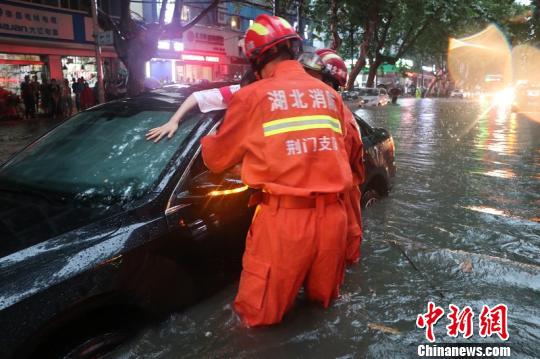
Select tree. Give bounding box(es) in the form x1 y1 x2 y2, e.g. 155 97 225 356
100 0 221 96
311 0 529 89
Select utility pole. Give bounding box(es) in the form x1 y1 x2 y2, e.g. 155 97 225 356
91 0 105 103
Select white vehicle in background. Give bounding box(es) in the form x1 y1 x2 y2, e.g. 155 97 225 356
356 87 390 107
450 89 465 98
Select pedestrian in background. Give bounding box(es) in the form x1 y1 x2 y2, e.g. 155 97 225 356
73 77 84 112
81 82 95 110
30 75 40 115
20 75 35 119
39 78 51 116
389 85 401 104
61 79 73 117
50 79 61 119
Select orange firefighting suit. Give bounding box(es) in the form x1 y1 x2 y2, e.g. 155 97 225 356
343 107 365 265
201 60 353 326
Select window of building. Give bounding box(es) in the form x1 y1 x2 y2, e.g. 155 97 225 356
97 0 121 17
231 15 240 30
181 6 190 21
55 0 91 13
218 11 227 25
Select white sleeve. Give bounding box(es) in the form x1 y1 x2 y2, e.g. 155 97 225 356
192 88 226 113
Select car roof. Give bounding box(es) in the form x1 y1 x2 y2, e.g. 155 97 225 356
95 81 239 110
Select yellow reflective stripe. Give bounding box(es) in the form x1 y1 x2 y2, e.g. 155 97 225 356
279 17 293 29
263 115 340 128
249 23 270 36
264 123 342 137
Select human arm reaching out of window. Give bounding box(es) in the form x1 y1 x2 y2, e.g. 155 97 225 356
146 84 241 143
146 94 198 143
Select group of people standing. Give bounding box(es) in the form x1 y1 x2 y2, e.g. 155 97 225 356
19 76 96 120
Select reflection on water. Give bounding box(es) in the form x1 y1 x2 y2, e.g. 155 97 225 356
111 98 537 358
479 169 516 179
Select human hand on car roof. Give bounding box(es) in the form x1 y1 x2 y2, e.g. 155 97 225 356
146 121 179 143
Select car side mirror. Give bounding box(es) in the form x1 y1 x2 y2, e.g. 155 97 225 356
188 170 248 198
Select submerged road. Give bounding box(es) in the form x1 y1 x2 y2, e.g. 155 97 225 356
112 98 539 358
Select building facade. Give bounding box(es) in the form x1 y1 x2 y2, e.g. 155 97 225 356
0 0 122 94
143 0 271 84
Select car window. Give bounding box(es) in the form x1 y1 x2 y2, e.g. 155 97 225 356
0 107 203 204
353 114 374 142
359 88 379 96
379 89 387 95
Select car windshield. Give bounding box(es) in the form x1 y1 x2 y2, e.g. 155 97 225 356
358 88 379 96
0 104 201 204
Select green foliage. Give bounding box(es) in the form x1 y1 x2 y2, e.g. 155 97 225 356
309 0 533 63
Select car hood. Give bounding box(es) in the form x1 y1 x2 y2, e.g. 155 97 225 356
0 193 123 258
0 210 160 311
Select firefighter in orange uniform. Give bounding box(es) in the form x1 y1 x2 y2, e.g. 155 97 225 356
314 49 365 265
201 15 353 327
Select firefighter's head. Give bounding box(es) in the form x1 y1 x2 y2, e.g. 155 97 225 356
298 49 348 90
244 14 302 78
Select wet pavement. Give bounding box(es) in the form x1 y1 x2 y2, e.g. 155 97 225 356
0 117 63 164
2 98 539 358
108 98 539 358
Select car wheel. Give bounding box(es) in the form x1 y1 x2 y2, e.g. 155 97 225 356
362 188 381 208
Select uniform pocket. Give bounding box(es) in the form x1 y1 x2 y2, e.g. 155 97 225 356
237 254 270 310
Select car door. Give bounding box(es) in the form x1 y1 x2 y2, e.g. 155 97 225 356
163 140 254 296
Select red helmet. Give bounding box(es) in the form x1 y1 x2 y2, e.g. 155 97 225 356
244 14 302 62
316 48 348 87
297 52 326 73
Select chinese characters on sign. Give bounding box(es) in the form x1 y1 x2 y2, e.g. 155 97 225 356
417 302 509 342
185 30 226 54
0 4 74 40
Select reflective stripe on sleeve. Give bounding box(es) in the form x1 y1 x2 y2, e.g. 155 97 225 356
263 115 342 137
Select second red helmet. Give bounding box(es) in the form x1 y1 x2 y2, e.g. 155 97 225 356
316 48 348 87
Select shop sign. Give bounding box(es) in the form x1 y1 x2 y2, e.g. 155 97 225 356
97 31 114 46
0 3 74 40
184 28 226 54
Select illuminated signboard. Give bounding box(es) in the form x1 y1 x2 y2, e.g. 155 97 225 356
0 4 74 40
181 54 220 63
184 28 226 54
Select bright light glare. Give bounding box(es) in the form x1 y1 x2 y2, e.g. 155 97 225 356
207 185 249 197
173 42 184 52
158 40 170 50
492 87 515 108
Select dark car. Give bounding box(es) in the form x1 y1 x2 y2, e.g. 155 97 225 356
0 86 395 358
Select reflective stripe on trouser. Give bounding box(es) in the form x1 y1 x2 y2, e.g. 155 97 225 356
233 198 347 327
345 186 363 265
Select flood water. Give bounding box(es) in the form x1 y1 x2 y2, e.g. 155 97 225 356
1 98 538 358
108 98 539 358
